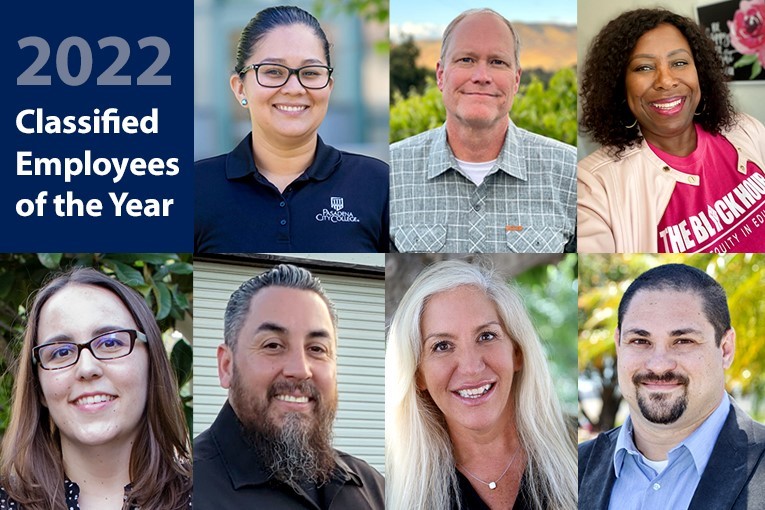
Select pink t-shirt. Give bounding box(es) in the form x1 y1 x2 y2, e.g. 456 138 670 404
654 124 765 253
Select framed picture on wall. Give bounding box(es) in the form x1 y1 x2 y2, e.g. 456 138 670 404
696 0 765 82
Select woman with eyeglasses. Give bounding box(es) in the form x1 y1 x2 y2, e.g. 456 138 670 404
0 268 192 509
194 5 389 253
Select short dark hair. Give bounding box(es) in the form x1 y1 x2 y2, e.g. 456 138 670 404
580 8 735 155
224 264 338 349
233 5 331 75
617 264 731 346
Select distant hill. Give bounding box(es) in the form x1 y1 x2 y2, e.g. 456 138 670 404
411 23 577 72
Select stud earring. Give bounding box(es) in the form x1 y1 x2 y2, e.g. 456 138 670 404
241 98 248 106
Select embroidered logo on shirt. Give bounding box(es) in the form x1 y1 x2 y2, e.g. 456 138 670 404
316 196 360 223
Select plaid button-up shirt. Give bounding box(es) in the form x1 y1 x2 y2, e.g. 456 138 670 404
390 122 576 253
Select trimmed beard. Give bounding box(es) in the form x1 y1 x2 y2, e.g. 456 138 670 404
230 361 338 489
633 371 689 424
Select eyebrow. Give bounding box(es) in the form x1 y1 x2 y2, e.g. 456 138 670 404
39 325 132 346
629 48 692 62
258 57 325 65
423 321 502 343
255 322 332 340
622 327 703 337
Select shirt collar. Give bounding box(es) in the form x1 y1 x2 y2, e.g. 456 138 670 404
225 133 341 183
613 394 731 477
425 121 528 182
212 400 363 490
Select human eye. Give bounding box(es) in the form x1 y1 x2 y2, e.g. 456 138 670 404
48 344 76 360
262 65 285 77
633 64 653 72
675 337 696 345
478 331 498 342
626 337 650 346
672 60 690 68
431 340 453 353
307 343 331 357
262 340 284 351
456 56 475 64
300 67 323 77
95 332 128 349
490 58 509 67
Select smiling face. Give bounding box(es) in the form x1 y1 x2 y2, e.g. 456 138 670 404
616 289 734 430
219 286 338 431
436 12 521 131
418 285 522 435
231 23 333 146
36 284 149 451
625 23 701 153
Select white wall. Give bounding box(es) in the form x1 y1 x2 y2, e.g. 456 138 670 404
577 0 765 158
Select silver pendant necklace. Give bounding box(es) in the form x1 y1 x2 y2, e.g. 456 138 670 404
457 445 520 490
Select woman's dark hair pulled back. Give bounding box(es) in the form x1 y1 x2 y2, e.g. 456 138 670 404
234 5 331 74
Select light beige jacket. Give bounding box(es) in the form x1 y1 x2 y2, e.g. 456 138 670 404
577 114 765 253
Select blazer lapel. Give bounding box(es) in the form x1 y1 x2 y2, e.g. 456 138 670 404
689 403 765 510
579 430 618 510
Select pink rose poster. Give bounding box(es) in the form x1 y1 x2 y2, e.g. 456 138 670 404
697 0 765 81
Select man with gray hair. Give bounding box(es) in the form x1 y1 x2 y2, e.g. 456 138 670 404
390 8 576 253
193 264 384 509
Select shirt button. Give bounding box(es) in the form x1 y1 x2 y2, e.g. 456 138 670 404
279 201 286 207
474 204 482 211
280 219 287 225
687 175 697 184
653 483 661 491
662 166 670 173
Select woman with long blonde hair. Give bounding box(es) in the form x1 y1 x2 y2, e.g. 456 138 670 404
386 260 576 509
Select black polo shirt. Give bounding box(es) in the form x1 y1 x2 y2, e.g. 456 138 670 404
193 400 385 510
194 134 389 253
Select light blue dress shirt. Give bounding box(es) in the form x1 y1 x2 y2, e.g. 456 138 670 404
608 395 730 510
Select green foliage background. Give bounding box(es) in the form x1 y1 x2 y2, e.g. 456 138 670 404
0 253 193 439
579 254 765 434
515 254 578 417
390 67 578 145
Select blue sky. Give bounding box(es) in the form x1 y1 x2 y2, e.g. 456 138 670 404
390 0 577 27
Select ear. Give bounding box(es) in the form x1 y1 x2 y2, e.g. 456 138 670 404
218 343 234 389
614 328 621 350
415 369 426 392
720 328 735 369
230 74 246 107
436 60 445 91
513 342 523 372
513 67 522 95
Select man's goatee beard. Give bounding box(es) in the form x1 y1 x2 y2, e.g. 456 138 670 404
234 377 338 489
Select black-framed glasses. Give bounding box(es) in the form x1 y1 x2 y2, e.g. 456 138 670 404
32 329 148 370
240 63 333 89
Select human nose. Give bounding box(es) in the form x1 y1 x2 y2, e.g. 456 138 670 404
643 345 677 374
282 348 312 380
470 61 492 83
456 343 486 375
74 347 104 380
654 63 678 90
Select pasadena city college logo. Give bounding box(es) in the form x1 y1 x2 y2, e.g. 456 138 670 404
316 196 360 223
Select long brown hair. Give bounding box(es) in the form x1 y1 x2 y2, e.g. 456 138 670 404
0 267 192 509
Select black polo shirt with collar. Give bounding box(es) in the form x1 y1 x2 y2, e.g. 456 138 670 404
194 134 389 253
193 400 385 510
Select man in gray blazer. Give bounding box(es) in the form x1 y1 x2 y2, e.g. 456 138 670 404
578 264 765 510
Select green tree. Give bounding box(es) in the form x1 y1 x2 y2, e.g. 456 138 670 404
0 253 193 439
579 254 765 436
390 37 430 102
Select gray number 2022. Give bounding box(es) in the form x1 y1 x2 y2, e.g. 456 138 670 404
17 36 171 86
